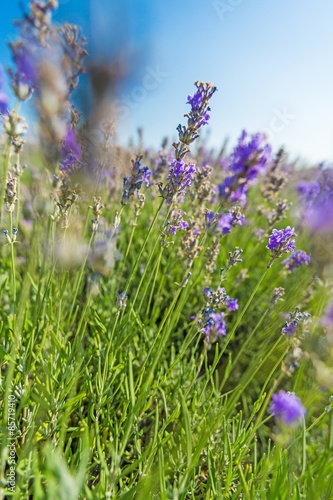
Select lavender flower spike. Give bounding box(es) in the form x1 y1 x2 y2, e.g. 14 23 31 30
162 159 196 203
270 390 306 425
266 226 296 265
282 250 311 272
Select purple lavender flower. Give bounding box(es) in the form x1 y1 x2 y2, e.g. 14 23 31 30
266 226 296 260
205 211 215 227
187 89 203 110
62 128 81 157
217 210 245 235
296 166 333 233
0 65 9 114
225 297 239 311
270 390 306 425
163 159 196 203
121 156 151 205
297 181 321 204
202 312 226 339
8 42 38 100
60 127 82 171
282 250 311 272
281 308 311 336
13 44 37 87
203 286 226 306
172 82 216 160
282 322 298 336
186 82 216 129
218 130 272 207
168 220 188 235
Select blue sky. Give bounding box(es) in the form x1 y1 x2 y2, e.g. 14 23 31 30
1 0 333 164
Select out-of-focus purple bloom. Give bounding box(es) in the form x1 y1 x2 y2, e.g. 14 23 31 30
217 213 234 235
217 210 245 235
0 65 9 114
205 211 215 227
282 250 311 272
168 221 188 235
282 322 298 336
13 44 37 87
230 130 271 176
281 308 311 336
297 181 321 205
179 220 189 230
203 286 213 298
256 229 265 240
203 286 238 312
61 128 81 158
322 302 333 328
267 226 296 260
270 390 306 425
60 127 81 171
8 42 38 100
225 297 239 311
0 91 9 115
306 201 333 233
297 166 333 233
203 286 226 306
165 209 189 236
202 312 226 339
210 313 226 336
218 130 272 207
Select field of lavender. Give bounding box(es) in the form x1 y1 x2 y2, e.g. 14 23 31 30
1 2 333 499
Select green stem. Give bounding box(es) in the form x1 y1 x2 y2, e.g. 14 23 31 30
68 229 95 323
9 211 16 305
228 266 271 343
124 198 165 296
301 417 307 475
101 311 121 391
0 138 11 221
15 153 21 226
220 307 270 391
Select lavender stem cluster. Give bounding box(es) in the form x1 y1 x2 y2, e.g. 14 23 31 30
121 156 151 206
218 130 272 207
159 82 217 203
266 226 296 265
199 286 238 348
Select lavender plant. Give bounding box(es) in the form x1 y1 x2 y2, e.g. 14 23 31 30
0 3 333 499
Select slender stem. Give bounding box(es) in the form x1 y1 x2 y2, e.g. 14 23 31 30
144 248 163 315
220 307 270 390
228 266 270 343
124 198 165 296
15 152 21 226
9 211 16 304
101 311 122 390
301 417 307 475
250 366 285 431
68 229 95 322
0 138 11 221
